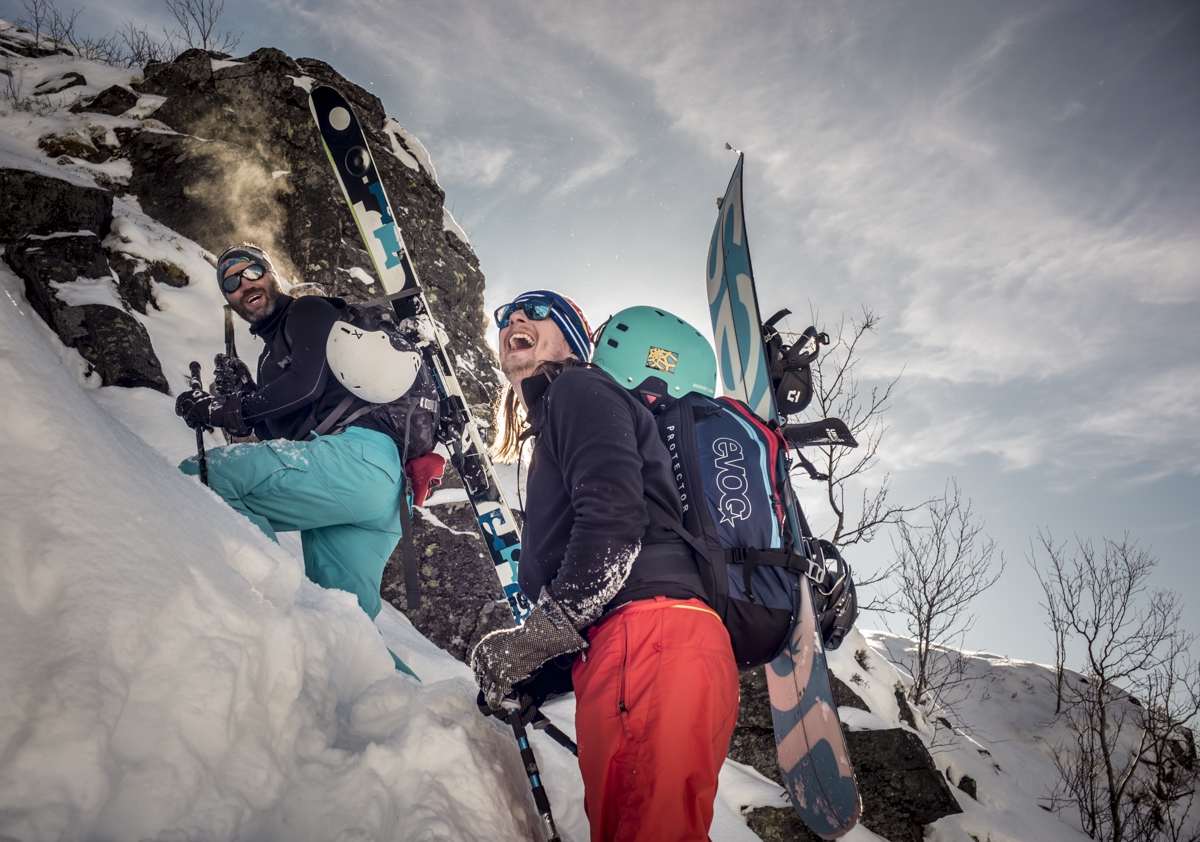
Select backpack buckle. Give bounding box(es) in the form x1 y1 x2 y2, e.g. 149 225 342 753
801 538 826 584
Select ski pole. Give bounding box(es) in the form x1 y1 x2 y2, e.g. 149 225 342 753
188 361 208 486
224 305 237 360
530 711 578 757
507 707 561 841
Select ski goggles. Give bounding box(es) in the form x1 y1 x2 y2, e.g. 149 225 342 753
494 297 555 329
220 263 268 293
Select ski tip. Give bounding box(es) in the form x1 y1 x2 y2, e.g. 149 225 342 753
724 142 732 150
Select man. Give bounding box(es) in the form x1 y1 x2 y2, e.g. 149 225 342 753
174 244 433 649
471 290 740 841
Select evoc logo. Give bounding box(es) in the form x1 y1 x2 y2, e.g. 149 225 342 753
712 437 751 526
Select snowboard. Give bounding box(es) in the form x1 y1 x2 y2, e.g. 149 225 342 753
308 85 529 627
706 151 861 838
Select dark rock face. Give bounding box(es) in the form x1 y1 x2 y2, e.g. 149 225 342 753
4 235 169 392
831 675 870 711
732 668 962 842
0 170 112 241
380 497 515 661
70 84 139 116
956 774 977 800
846 729 962 838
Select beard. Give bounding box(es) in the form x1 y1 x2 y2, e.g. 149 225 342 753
500 355 538 384
230 278 284 324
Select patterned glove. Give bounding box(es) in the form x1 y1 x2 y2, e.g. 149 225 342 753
213 353 255 397
175 389 214 431
470 588 588 711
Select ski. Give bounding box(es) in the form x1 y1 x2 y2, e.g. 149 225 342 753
308 85 529 627
309 85 564 842
707 150 861 839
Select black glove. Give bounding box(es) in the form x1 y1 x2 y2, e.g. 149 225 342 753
175 389 214 431
213 353 255 397
470 588 588 711
474 656 575 723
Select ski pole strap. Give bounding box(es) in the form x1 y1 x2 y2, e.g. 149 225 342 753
397 473 421 611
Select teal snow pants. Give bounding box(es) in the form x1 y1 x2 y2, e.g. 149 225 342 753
180 426 403 621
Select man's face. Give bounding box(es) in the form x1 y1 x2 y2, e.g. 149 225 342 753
223 264 283 324
498 307 574 385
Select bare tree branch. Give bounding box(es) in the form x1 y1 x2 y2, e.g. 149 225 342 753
163 0 241 55
786 306 922 549
884 480 1004 717
1036 533 1200 842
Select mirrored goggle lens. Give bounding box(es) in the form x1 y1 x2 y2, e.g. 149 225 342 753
494 298 553 328
221 263 266 293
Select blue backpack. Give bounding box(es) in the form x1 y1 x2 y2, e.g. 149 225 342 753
649 393 857 669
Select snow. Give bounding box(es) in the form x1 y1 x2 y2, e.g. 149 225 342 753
382 119 420 172
444 205 470 245
287 75 316 94
49 275 124 309
384 118 436 181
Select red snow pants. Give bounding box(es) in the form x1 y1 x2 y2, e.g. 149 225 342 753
572 596 740 842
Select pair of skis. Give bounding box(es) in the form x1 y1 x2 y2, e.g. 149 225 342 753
308 86 560 842
708 151 861 838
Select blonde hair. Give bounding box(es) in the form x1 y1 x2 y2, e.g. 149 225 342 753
492 382 527 464
491 358 588 464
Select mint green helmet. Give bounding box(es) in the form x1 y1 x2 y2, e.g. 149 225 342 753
592 306 717 401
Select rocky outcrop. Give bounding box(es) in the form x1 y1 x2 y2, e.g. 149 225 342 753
380 500 514 661
4 234 168 392
732 667 962 842
69 84 138 116
127 48 497 412
0 169 112 241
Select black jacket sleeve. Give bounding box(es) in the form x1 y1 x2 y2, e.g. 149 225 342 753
538 370 648 627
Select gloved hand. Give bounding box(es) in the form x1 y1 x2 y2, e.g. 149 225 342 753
175 389 214 431
470 588 588 711
213 353 255 396
474 656 576 724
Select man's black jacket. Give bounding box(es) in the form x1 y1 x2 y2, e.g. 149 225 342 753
220 295 390 443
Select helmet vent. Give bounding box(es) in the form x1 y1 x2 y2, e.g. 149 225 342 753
616 323 629 332
607 338 619 348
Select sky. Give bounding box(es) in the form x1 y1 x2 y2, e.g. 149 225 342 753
19 0 1200 665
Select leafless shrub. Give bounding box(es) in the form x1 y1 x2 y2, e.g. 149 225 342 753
164 0 240 55
119 19 173 67
796 307 919 551
885 480 1004 719
1035 533 1200 842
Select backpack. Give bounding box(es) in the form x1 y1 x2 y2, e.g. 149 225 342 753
649 392 858 669
308 298 439 462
